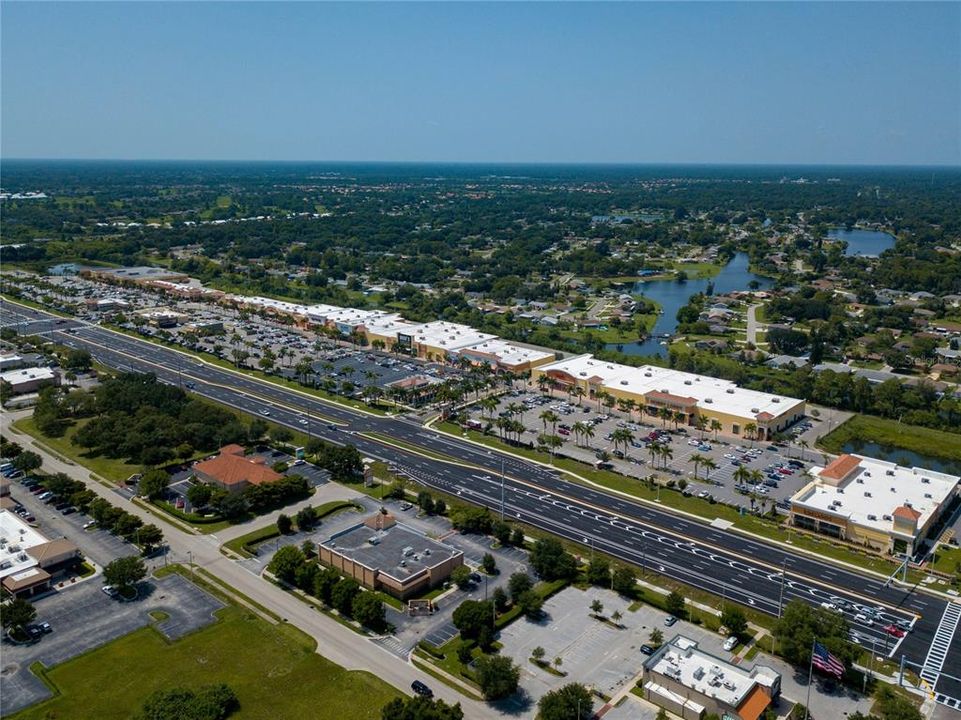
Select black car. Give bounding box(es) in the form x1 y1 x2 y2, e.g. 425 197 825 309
61 506 77 515
411 680 433 698
640 644 655 655
25 625 44 641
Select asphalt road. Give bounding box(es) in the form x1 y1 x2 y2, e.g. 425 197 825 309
6 299 961 704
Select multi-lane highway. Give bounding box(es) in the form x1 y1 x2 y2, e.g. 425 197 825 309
5 299 961 704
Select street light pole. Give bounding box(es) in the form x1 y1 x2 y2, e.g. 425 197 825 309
777 558 787 618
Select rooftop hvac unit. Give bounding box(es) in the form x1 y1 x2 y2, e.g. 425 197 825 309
693 667 706 680
864 492 872 497
726 388 735 394
684 380 692 386
886 470 895 476
18 552 27 562
751 408 759 413
856 478 864 484
723 680 737 691
772 398 780 403
403 546 414 557
705 398 713 404
924 493 932 499
644 372 652 377
922 477 931 484
424 548 431 556
867 514 877 521
883 514 892 521
367 537 380 545
400 560 406 567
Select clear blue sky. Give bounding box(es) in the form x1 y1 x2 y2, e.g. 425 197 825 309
2 2 958 165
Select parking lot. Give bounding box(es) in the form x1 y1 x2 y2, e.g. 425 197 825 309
471 390 820 511
0 573 224 716
8 482 134 570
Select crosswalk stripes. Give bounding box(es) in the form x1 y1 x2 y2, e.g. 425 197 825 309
372 635 412 659
919 602 961 686
934 693 960 710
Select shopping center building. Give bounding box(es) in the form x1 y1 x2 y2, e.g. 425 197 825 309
532 354 805 440
789 454 959 555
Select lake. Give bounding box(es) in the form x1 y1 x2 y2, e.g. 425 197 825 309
839 439 961 476
826 228 896 257
605 252 773 358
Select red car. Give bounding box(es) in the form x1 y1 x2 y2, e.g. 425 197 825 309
777 467 794 475
883 624 905 638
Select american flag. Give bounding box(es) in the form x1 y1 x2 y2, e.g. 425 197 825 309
812 641 845 678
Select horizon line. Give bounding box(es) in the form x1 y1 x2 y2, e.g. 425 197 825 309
2 157 960 170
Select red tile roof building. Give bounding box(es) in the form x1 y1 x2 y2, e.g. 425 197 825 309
194 445 282 493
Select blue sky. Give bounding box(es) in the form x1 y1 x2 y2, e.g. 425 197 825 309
2 2 958 165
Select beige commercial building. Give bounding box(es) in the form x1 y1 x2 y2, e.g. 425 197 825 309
790 454 959 556
318 513 463 600
533 354 805 440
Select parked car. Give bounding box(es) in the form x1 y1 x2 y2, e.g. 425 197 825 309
723 636 738 651
640 644 655 655
102 585 119 598
664 615 678 627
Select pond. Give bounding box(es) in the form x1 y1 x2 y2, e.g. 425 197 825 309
605 252 773 358
826 228 896 257
839 439 961 476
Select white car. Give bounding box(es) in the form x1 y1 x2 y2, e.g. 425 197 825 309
854 613 874 626
723 636 738 652
687 439 700 446
724 453 736 460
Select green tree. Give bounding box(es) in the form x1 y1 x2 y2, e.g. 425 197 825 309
187 483 213 508
721 606 749 640
277 513 293 534
1 597 37 631
774 599 853 669
656 709 669 720
331 578 361 616
451 565 473 590
452 600 494 641
351 591 386 631
103 555 147 593
474 654 519 700
380 696 464 720
517 590 544 619
268 545 305 584
590 599 604 617
295 506 317 530
665 591 686 618
12 450 42 473
137 524 164 551
611 566 637 596
586 557 611 586
491 586 509 613
537 683 593 720
510 527 526 546
649 628 664 647
136 683 239 720
532 646 546 664
481 553 497 575
508 572 533 601
139 469 168 499
529 538 576 581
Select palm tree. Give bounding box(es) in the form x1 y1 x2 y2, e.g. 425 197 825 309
537 374 552 396
695 414 709 440
690 453 706 481
295 357 314 385
595 390 607 412
574 386 586 406
749 469 764 487
798 439 810 461
733 465 752 486
509 419 525 443
604 394 616 413
479 396 499 421
617 398 631 416
673 410 686 431
507 402 525 418
624 398 637 420
648 442 661 467
701 457 718 481
581 423 595 448
744 422 758 447
539 410 559 436
658 407 673 428
710 418 723 441
659 444 673 469
612 428 634 457
495 416 511 441
572 421 588 447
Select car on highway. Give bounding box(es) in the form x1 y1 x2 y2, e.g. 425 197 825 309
883 624 905 638
854 613 873 625
259 409 271 416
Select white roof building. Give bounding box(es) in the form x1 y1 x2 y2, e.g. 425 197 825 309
0 511 50 583
535 354 804 436
0 366 57 393
790 454 959 554
455 339 555 370
403 321 498 356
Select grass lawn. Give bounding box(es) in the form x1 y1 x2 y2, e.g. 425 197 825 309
674 262 723 279
13 416 141 484
818 415 961 466
929 546 961 578
15 605 399 720
436 422 912 579
224 501 360 557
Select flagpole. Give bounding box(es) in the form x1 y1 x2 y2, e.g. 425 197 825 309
804 637 815 720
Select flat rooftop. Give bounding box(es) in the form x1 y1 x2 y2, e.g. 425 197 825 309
321 521 461 584
0 366 56 385
232 295 309 316
646 635 778 708
0 510 50 581
87 266 185 280
792 454 959 537
540 354 803 421
457 339 555 367
405 321 497 352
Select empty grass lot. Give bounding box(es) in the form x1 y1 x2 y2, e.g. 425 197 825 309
14 606 400 720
